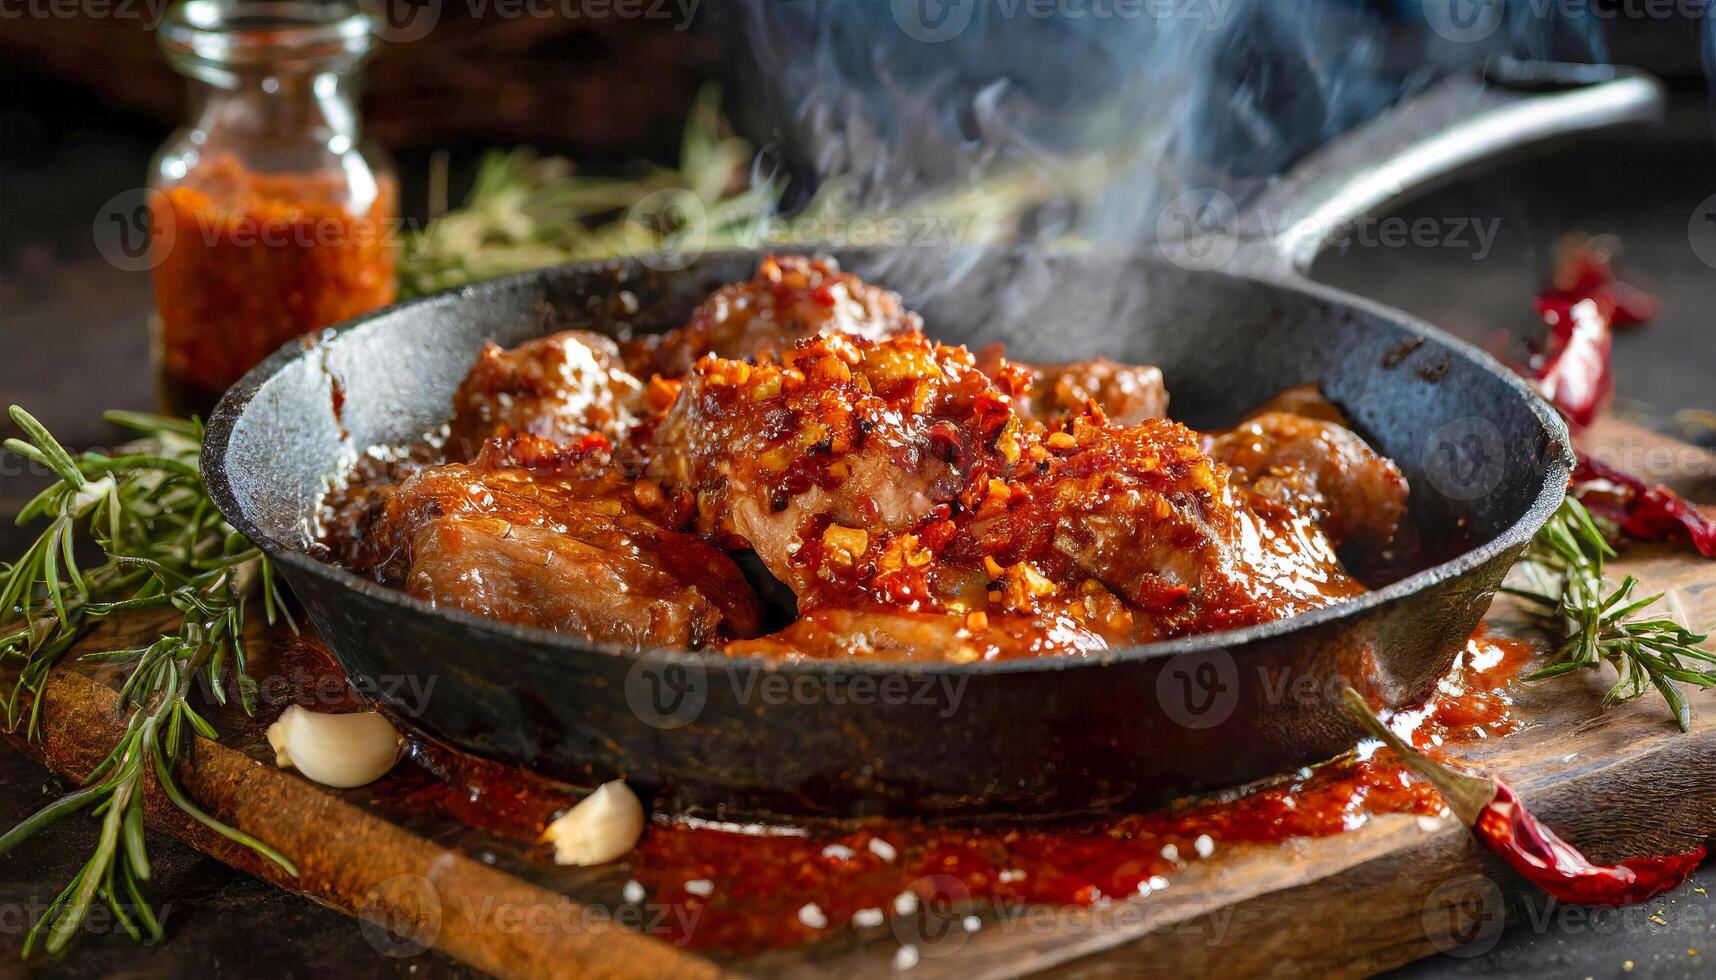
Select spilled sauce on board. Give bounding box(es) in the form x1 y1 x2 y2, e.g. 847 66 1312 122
336 629 1538 954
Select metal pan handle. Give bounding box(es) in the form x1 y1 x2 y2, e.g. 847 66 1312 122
1234 60 1664 278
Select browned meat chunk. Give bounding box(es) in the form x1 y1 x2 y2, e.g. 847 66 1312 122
448 330 644 460
649 330 1021 598
1018 359 1168 427
968 415 1362 639
622 255 920 378
1206 410 1408 552
365 456 762 649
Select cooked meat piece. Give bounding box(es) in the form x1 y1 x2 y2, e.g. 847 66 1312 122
448 330 644 460
365 457 762 649
1018 358 1168 427
966 417 1228 624
324 257 1413 664
1227 494 1369 608
1206 410 1408 552
649 330 1023 597
972 346 1168 428
622 255 920 378
967 415 1362 638
406 520 722 649
724 606 1123 664
653 321 1360 641
1243 384 1348 426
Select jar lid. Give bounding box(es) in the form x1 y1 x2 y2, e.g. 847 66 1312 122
160 1 375 83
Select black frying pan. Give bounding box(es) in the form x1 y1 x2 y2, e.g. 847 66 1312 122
203 63 1660 820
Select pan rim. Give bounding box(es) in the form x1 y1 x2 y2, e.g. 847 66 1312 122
202 247 1572 679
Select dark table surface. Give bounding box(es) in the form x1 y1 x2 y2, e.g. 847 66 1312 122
2 78 1714 978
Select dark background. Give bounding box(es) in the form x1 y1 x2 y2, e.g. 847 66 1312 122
3 5 1715 978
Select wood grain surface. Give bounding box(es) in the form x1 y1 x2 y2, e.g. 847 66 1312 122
5 420 1714 979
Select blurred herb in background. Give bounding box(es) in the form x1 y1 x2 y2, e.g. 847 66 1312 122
398 85 1105 297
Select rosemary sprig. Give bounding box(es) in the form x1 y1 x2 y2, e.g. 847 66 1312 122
398 85 777 299
1504 495 1716 731
0 406 297 956
396 84 1113 300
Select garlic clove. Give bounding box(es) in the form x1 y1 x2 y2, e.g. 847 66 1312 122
266 705 402 788
541 780 644 867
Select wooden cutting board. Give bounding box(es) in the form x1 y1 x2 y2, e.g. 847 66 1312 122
7 418 1716 980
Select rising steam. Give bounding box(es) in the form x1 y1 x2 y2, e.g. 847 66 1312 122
727 0 1604 249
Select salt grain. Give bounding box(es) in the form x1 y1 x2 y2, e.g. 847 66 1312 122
799 903 829 929
869 838 898 862
853 907 885 928
622 880 646 904
1193 834 1215 859
685 879 714 897
893 945 920 971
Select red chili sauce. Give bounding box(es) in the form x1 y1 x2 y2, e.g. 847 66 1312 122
322 629 1536 955
618 630 1536 952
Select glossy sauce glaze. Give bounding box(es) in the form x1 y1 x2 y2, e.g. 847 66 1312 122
1398 628 1536 747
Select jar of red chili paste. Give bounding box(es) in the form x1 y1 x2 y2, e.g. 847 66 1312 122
150 0 396 415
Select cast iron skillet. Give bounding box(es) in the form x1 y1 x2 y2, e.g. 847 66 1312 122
204 63 1659 820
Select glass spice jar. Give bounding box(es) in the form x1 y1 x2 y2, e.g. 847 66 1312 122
150 0 397 416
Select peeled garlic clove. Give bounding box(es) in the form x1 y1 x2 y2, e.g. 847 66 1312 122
266 705 401 788
541 780 644 867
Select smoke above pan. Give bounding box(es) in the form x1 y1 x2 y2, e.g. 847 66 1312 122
725 1 1606 247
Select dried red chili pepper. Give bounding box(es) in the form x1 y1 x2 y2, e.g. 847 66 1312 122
1525 236 1659 429
1475 779 1706 905
1511 236 1714 558
1574 452 1716 559
1343 689 1706 905
1536 236 1661 330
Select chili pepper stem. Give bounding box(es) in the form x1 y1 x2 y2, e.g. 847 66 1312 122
1339 687 1497 825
